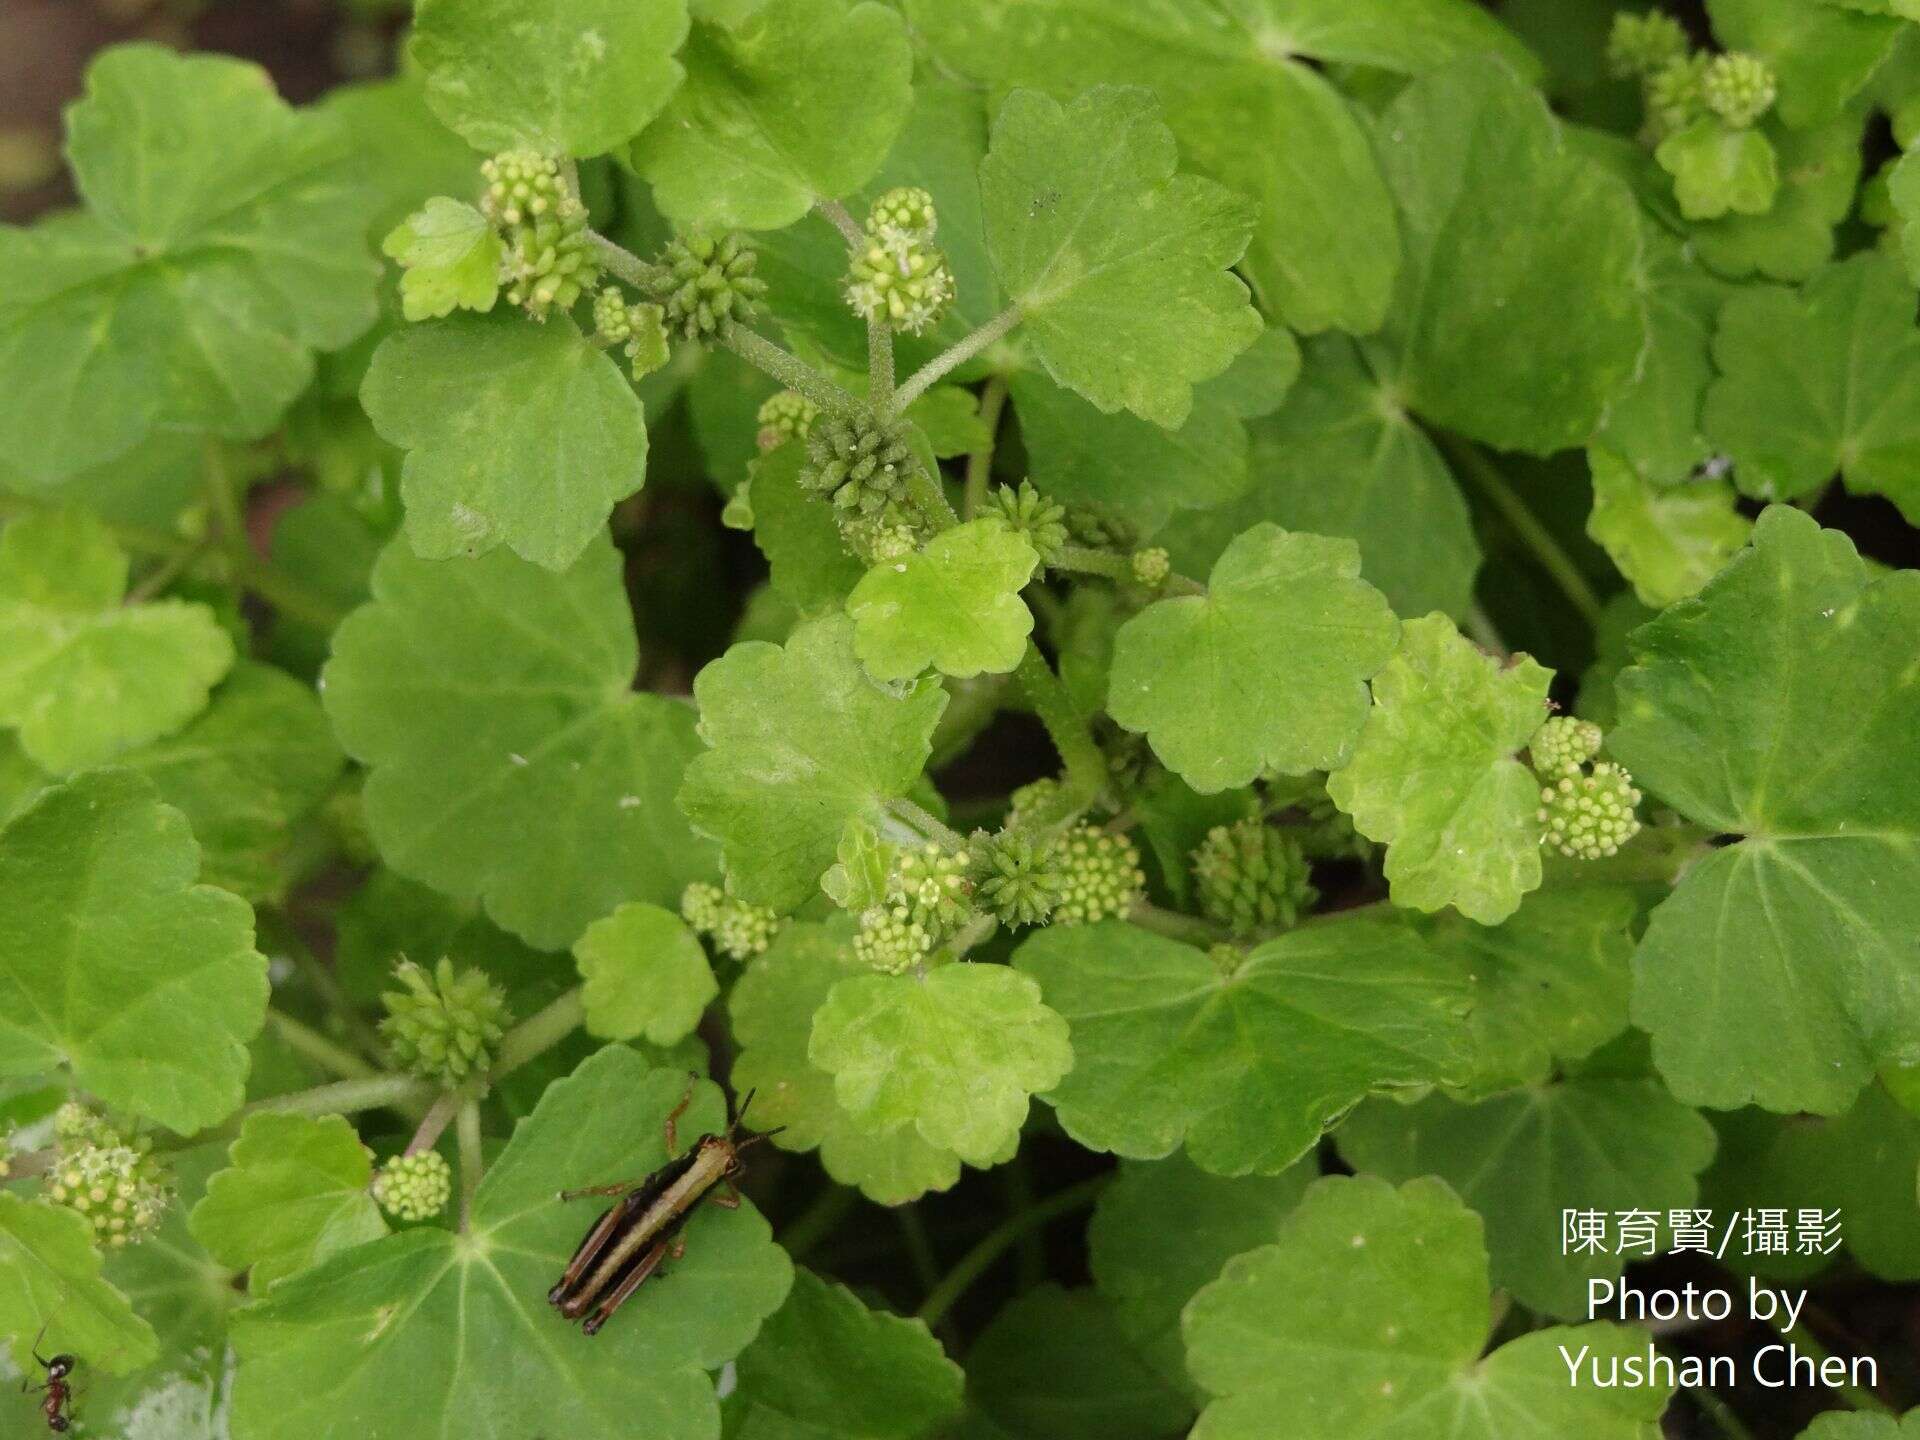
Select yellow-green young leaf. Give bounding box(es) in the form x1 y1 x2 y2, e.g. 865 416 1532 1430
980 87 1263 429
231 1052 792 1440
1586 447 1753 608
1339 1080 1717 1319
0 1193 156 1376
381 198 502 321
1182 1176 1672 1440
1372 58 1646 456
575 902 717 1047
1612 507 1920 1115
1108 525 1399 794
411 0 690 156
631 0 913 232
808 962 1072 1168
362 314 648 572
1687 116 1862 282
1657 118 1780 220
679 617 947 913
848 519 1038 682
1014 916 1472 1177
724 1269 965 1440
1327 615 1553 925
189 1113 387 1295
1703 254 1920 525
0 45 380 484
1705 0 1901 128
0 773 266 1133
0 509 234 773
730 919 968 1206
321 535 718 951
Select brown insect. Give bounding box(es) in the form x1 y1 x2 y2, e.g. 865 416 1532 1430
547 1075 779 1336
20 1322 76 1433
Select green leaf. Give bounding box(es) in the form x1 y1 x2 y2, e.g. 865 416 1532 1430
1370 58 1647 456
1889 147 1920 284
1587 447 1753 608
1703 254 1920 525
1014 915 1473 1176
1109 525 1399 793
382 199 502 321
1657 118 1780 220
980 87 1263 428
730 919 966 1204
116 662 346 904
749 443 867 615
679 617 946 913
322 534 718 950
189 1113 387 1295
723 1268 964 1440
808 962 1071 1168
847 519 1038 682
1706 0 1901 128
575 902 717 1047
0 509 234 772
1159 336 1481 620
231 1050 792 1440
1327 615 1553 925
362 314 649 571
1799 1414 1920 1440
0 45 379 483
631 0 913 232
1088 1154 1315 1395
1612 506 1920 1115
0 1193 156 1376
1183 1175 1673 1440
1339 1080 1717 1318
411 0 690 156
1687 116 1863 282
322 73 483 239
1206 325 1304 419
0 772 266 1132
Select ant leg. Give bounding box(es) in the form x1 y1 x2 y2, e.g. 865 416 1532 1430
663 1071 699 1158
30 1316 51 1367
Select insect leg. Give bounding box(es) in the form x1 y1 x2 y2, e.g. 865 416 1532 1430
663 1071 699 1158
580 1238 671 1336
547 1190 644 1307
556 1180 640 1202
709 1179 742 1210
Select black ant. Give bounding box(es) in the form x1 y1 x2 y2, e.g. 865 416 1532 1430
20 1321 76 1433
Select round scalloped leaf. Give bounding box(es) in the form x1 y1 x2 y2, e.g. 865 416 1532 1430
1686 116 1861 284
0 45 379 483
1014 916 1473 1177
808 962 1071 1169
382 198 502 322
1799 1414 1920 1440
1586 447 1752 609
1656 119 1779 221
189 1113 386 1295
1327 614 1553 925
0 772 266 1133
848 518 1038 682
362 315 649 571
0 509 234 773
730 919 967 1206
1705 0 1900 129
679 617 946 913
1183 1175 1672 1440
631 0 913 232
231 1050 792 1440
574 902 717 1047
0 1193 156 1377
1611 506 1920 1115
411 0 690 157
1108 524 1399 793
723 1268 964 1439
321 534 718 951
980 86 1263 429
1339 1079 1716 1319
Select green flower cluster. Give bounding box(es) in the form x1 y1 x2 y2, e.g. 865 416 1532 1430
681 881 781 960
853 843 976 974
1604 10 1689 80
1607 11 1776 141
1530 716 1603 778
841 513 922 564
371 1151 452 1222
989 482 1069 566
1052 825 1145 926
1191 818 1318 937
974 832 1065 928
380 958 510 1085
647 232 768 339
1131 547 1171 587
845 187 956 335
591 287 671 379
44 1104 171 1248
480 150 600 318
756 390 819 451
801 416 925 560
1701 52 1777 128
1539 764 1645 860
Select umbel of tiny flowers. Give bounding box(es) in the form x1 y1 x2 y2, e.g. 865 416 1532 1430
1530 716 1604 778
1131 547 1172 588
757 390 819 452
974 832 1065 928
647 232 769 340
1702 52 1777 128
371 1151 453 1223
45 1103 171 1248
379 957 510 1086
480 151 600 319
1643 52 1713 142
1051 825 1146 926
1191 818 1318 938
1540 763 1645 860
592 287 672 380
845 187 956 336
802 414 917 517
1605 10 1690 81
989 482 1069 566
854 843 976 974
681 881 781 961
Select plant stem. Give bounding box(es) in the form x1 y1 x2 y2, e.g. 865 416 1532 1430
126 538 212 604
722 325 865 419
456 1099 484 1230
1014 645 1109 815
267 1010 380 1081
588 231 667 290
781 1185 857 1260
885 797 968 852
897 1208 942 1292
274 924 387 1064
241 1075 437 1124
869 318 895 413
906 456 961 530
1462 601 1507 654
1681 1373 1756 1440
1438 433 1604 628
1777 1321 1891 1413
1128 901 1228 947
1003 1160 1045 1289
405 1090 462 1157
964 375 1009 520
916 1175 1109 1326
894 305 1022 414
489 987 585 1078
815 197 866 249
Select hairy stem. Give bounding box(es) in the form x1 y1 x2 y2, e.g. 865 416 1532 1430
815 197 865 249
456 1099 484 1230
588 231 668 291
722 325 865 419
405 1090 463 1158
916 1175 1108 1326
1439 433 1604 628
893 305 1022 414
869 318 896 412
1128 901 1228 946
1015 645 1109 815
489 987 586 1078
963 375 1009 520
885 796 968 852
896 1207 942 1292
240 1075 438 1124
266 1009 380 1082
